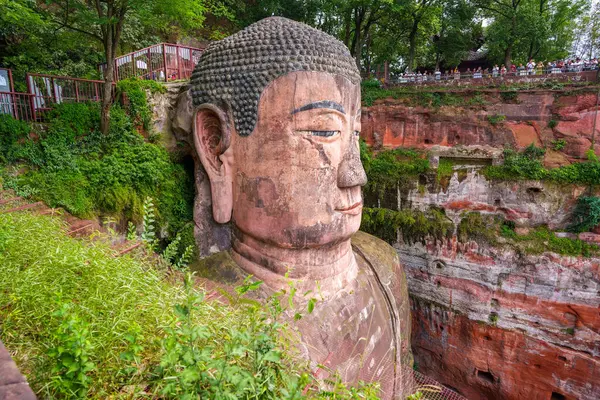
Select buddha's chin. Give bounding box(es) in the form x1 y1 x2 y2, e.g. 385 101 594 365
276 216 361 249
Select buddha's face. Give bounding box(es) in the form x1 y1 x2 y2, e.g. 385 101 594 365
230 71 365 248
195 70 366 250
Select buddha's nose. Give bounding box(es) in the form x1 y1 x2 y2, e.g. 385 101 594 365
337 140 367 188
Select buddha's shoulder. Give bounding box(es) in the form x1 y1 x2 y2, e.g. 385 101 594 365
351 231 405 284
189 250 248 286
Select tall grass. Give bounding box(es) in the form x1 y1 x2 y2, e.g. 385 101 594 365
0 212 379 399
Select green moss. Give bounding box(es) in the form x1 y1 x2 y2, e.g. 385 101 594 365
361 143 429 199
500 90 519 102
361 207 454 245
487 114 506 126
457 212 500 245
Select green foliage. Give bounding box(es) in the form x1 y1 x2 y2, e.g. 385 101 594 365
141 197 157 244
2 96 195 257
116 78 165 130
457 212 500 245
500 91 519 102
0 212 378 399
484 145 600 186
548 119 559 129
0 114 36 164
499 224 598 257
47 303 96 398
551 139 566 151
436 159 454 183
361 207 454 245
361 145 429 198
488 312 499 326
487 114 506 126
568 196 600 233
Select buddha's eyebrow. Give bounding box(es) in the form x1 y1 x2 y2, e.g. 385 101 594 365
291 100 345 115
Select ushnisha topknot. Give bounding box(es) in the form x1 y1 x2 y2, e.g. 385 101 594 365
190 17 361 137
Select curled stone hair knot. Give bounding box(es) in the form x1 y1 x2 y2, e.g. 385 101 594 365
190 17 361 137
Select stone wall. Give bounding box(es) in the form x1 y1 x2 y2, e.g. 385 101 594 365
367 168 600 399
362 90 600 163
0 341 36 399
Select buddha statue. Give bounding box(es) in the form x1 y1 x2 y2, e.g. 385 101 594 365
188 17 413 399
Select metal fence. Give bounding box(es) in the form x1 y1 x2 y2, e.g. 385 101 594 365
99 43 204 82
391 67 599 85
0 69 112 122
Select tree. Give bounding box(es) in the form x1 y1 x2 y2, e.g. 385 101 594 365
432 0 482 69
479 0 587 68
38 0 228 134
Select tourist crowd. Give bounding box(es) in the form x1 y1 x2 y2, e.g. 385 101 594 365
395 58 599 83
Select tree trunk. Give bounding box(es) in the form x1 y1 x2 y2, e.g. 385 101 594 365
101 35 114 135
504 44 512 69
407 19 419 72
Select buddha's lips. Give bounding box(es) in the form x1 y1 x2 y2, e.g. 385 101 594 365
335 202 363 215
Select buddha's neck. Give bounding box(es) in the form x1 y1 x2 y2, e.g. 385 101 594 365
231 228 358 291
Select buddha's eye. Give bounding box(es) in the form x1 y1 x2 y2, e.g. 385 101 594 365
309 130 340 137
353 130 360 137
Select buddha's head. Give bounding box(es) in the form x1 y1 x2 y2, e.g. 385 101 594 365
190 17 366 251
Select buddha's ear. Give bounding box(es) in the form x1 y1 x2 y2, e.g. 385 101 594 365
193 105 234 224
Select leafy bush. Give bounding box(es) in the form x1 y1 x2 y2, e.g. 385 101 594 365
484 144 600 186
0 114 36 163
500 91 518 102
548 119 558 129
569 196 600 233
116 78 166 130
487 114 506 126
457 212 499 245
1 99 194 250
551 139 566 151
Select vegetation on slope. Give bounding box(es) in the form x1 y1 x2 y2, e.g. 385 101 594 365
0 80 195 258
0 211 379 399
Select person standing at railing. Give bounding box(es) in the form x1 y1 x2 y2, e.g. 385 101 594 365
510 64 517 75
492 64 499 77
500 65 507 76
536 61 544 75
435 69 441 81
526 59 535 75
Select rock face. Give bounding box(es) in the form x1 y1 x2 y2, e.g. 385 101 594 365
361 91 600 161
372 170 600 400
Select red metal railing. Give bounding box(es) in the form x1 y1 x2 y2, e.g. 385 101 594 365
26 73 107 120
99 43 204 82
0 92 36 121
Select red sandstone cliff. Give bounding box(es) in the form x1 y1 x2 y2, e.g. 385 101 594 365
361 89 600 400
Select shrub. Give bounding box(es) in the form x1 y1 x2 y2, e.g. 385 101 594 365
361 145 429 198
551 139 566 151
548 119 558 129
487 114 506 126
500 91 518 102
568 196 600 233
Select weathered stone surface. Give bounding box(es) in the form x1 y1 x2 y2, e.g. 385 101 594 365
0 341 36 400
405 170 591 229
361 91 600 160
402 239 600 400
184 17 418 398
